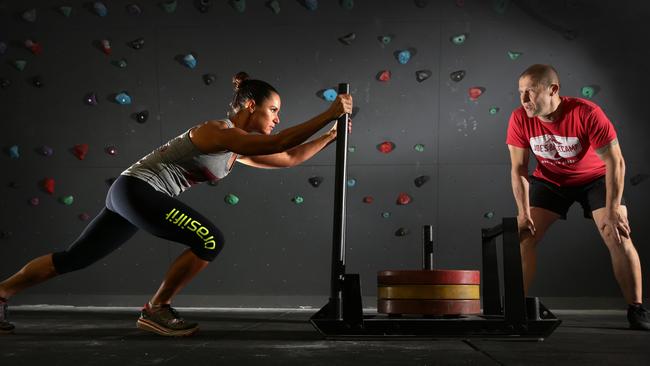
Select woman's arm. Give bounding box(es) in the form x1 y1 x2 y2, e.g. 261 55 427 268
238 131 335 169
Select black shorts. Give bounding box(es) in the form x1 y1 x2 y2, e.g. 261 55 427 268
52 175 225 274
529 175 625 219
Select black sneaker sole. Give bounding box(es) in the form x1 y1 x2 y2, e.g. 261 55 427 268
136 317 198 337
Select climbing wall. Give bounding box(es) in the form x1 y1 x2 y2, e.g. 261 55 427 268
1 0 648 307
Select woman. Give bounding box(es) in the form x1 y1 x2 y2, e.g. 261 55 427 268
0 72 353 336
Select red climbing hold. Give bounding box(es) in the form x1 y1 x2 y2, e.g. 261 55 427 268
377 141 395 154
396 192 412 205
378 70 391 82
43 178 55 194
363 196 374 204
73 144 89 160
469 87 484 101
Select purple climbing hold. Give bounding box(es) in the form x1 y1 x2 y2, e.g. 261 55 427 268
22 8 37 22
40 146 54 157
85 92 98 106
308 176 324 187
127 4 142 15
30 197 40 206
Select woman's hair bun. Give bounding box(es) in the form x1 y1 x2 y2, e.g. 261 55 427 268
232 71 250 91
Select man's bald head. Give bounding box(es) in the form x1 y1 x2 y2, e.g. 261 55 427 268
519 64 560 89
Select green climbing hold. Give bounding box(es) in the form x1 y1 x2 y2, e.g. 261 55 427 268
231 0 245 13
224 193 239 205
340 0 354 10
450 33 467 45
292 195 304 204
113 59 128 68
381 212 391 219
14 60 27 71
414 144 425 152
484 211 494 219
59 6 72 17
380 35 392 45
60 195 74 205
348 146 356 153
507 51 522 60
162 0 177 13
581 86 595 99
492 0 510 14
489 106 499 115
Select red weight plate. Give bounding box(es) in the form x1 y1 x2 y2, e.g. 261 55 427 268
377 299 481 315
377 270 480 285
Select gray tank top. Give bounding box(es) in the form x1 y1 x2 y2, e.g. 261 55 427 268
121 119 237 197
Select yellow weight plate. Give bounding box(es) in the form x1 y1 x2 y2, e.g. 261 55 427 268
378 285 480 300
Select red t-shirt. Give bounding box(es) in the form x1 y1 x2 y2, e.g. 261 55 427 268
506 96 617 186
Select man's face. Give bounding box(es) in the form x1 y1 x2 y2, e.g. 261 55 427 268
518 76 553 118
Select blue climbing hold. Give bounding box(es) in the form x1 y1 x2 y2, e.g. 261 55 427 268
323 88 337 102
183 53 197 68
347 178 356 187
115 92 132 105
304 0 318 11
94 2 108 17
397 50 411 64
9 145 19 159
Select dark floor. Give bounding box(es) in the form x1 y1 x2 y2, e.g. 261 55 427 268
1 308 649 366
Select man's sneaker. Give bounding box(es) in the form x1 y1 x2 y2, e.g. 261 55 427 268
0 297 15 334
136 302 198 336
627 304 650 330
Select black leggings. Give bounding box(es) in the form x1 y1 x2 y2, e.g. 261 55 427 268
52 175 225 274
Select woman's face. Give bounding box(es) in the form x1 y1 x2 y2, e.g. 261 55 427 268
249 92 281 135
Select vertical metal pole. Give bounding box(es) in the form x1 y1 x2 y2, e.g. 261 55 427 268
329 83 350 319
423 225 434 270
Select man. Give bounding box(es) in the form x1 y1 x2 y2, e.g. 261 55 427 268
506 64 649 330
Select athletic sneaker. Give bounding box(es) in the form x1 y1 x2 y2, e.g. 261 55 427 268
627 304 650 330
136 302 198 336
0 297 15 334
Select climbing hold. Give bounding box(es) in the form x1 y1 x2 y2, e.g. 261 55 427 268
292 195 304 204
22 8 36 22
162 0 177 13
377 141 395 154
489 106 499 115
381 212 391 219
198 0 213 13
32 76 44 88
115 92 132 105
319 89 337 103
377 70 391 82
0 42 6 55
85 93 98 106
224 193 240 205
113 58 128 68
43 178 55 194
397 50 411 64
304 0 318 11
0 231 13 239
136 110 149 123
414 0 428 8
73 144 89 160
30 197 40 206
450 33 467 45
8 181 19 189
203 73 216 85
0 79 11 89
347 178 356 187
338 32 356 46
94 2 108 17
507 50 522 60
363 196 374 204
101 39 112 55
183 53 197 68
492 0 510 14
414 175 430 188
13 60 27 71
416 70 431 82
414 144 425 152
347 146 356 153
79 213 91 221
395 227 409 237
40 146 54 156
340 0 354 10
484 211 494 219
450 70 465 82
308 176 324 187
60 195 74 205
630 174 649 186
59 6 72 17
105 146 117 156
396 192 412 205
130 38 145 50
379 35 392 45
24 40 42 55
581 86 595 99
230 0 246 13
9 145 19 159
267 0 281 14
127 4 142 15
469 87 485 101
